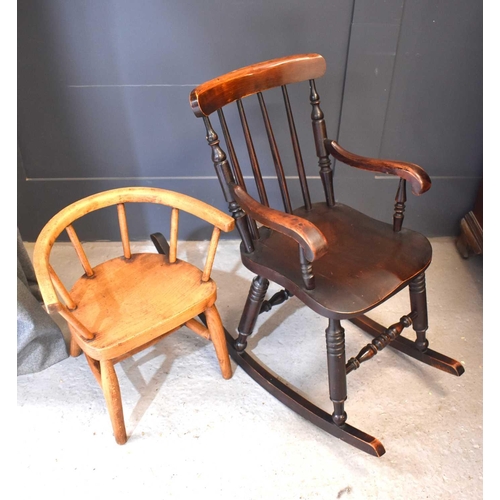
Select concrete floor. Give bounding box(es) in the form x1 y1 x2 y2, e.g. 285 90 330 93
18 237 483 499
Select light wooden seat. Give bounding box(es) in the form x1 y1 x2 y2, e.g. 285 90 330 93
33 187 235 444
69 255 217 359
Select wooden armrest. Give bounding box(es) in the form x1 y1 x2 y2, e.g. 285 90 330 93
325 140 431 196
232 185 328 262
47 303 95 341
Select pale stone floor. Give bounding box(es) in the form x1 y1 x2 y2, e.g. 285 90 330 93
17 238 484 500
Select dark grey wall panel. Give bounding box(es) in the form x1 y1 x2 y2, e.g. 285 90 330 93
335 0 481 236
18 0 354 241
378 0 483 235
338 0 404 156
380 0 482 178
334 176 481 237
18 0 482 241
17 172 335 242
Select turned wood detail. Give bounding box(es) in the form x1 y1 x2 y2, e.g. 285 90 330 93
299 246 315 290
231 185 328 263
409 272 429 352
189 54 466 457
349 315 465 377
203 116 254 253
326 319 347 426
393 179 407 232
236 275 270 352
217 108 260 241
259 288 293 314
346 314 414 374
310 79 334 207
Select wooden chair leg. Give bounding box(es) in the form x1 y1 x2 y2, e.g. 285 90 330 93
205 305 232 379
69 335 82 357
409 272 429 352
100 360 127 445
235 275 269 351
84 354 102 387
326 319 347 426
223 318 385 456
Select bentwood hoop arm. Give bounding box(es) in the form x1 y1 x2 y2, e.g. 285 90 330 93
33 187 235 444
34 187 233 312
190 53 464 457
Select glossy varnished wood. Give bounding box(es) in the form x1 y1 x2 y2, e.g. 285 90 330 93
325 140 431 196
349 315 464 376
190 53 326 117
241 202 432 318
233 185 328 262
220 325 385 457
191 53 464 456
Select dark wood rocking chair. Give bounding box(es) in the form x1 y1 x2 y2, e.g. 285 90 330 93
188 53 464 456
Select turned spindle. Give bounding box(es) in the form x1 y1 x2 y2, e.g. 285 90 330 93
309 79 334 207
393 179 407 232
203 116 254 253
326 319 347 426
409 273 429 352
299 246 315 290
346 314 414 374
236 275 269 352
260 289 293 314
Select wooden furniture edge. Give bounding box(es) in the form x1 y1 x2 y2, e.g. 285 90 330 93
325 140 431 196
233 185 328 261
190 53 326 117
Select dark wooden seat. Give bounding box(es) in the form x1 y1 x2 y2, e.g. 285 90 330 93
189 53 464 456
242 202 432 318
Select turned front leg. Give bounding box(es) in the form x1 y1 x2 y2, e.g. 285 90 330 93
236 275 269 352
326 319 347 426
409 273 429 352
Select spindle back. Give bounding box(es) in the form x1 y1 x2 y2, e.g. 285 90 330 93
190 54 335 250
33 187 234 316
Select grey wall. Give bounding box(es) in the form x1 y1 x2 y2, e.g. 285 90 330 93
18 0 482 242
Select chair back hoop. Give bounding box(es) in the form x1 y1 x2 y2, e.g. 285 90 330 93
33 187 234 309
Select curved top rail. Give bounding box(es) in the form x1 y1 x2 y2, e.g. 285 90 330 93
190 53 326 117
33 187 235 307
